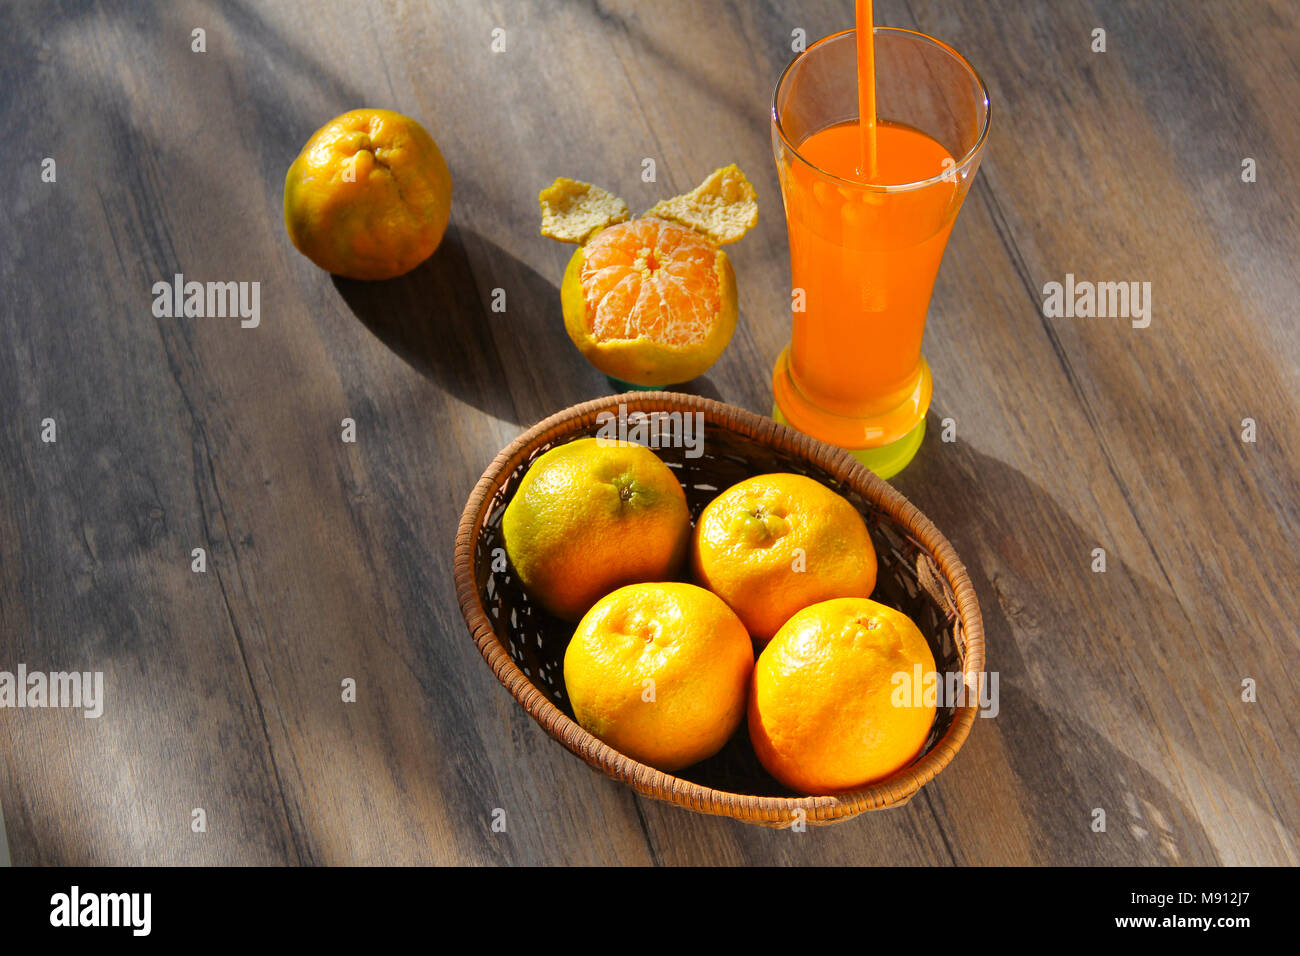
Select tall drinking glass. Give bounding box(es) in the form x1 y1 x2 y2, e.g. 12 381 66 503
771 28 990 478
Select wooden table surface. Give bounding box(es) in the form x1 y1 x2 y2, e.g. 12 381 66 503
2 0 1297 866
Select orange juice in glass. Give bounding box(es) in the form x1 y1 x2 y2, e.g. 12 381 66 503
771 26 990 477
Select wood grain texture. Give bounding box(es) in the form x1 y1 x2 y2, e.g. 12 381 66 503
0 0 1295 865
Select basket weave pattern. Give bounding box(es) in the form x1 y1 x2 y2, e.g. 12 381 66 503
454 392 985 826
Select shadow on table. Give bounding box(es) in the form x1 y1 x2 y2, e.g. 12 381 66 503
628 425 1246 864
332 227 609 426
663 376 726 403
890 424 1227 863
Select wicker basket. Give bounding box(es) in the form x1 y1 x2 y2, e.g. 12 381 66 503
454 392 985 826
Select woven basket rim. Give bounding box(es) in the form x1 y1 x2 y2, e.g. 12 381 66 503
453 391 986 825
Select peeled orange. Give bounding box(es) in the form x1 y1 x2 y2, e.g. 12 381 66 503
560 217 736 386
539 166 757 386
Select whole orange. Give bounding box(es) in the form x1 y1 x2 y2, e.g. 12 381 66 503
284 108 452 280
501 438 690 621
564 582 754 771
691 473 877 643
748 598 937 794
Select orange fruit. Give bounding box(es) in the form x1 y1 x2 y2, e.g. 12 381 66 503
564 582 754 771
501 438 690 621
539 166 758 386
559 217 737 386
284 108 452 280
691 473 877 643
748 598 937 794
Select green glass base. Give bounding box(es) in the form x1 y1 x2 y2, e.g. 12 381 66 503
606 376 663 392
772 405 925 480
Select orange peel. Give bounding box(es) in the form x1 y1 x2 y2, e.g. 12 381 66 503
539 178 629 244
645 164 758 245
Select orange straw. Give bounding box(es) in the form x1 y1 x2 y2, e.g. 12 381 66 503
855 0 878 180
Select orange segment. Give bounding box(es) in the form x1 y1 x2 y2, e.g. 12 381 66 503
580 218 723 347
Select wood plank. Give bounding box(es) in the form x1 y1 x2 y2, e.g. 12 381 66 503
0 0 1295 865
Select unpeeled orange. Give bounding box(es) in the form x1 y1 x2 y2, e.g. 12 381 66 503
284 108 452 280
748 597 937 794
501 438 690 621
564 582 754 771
691 473 877 643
